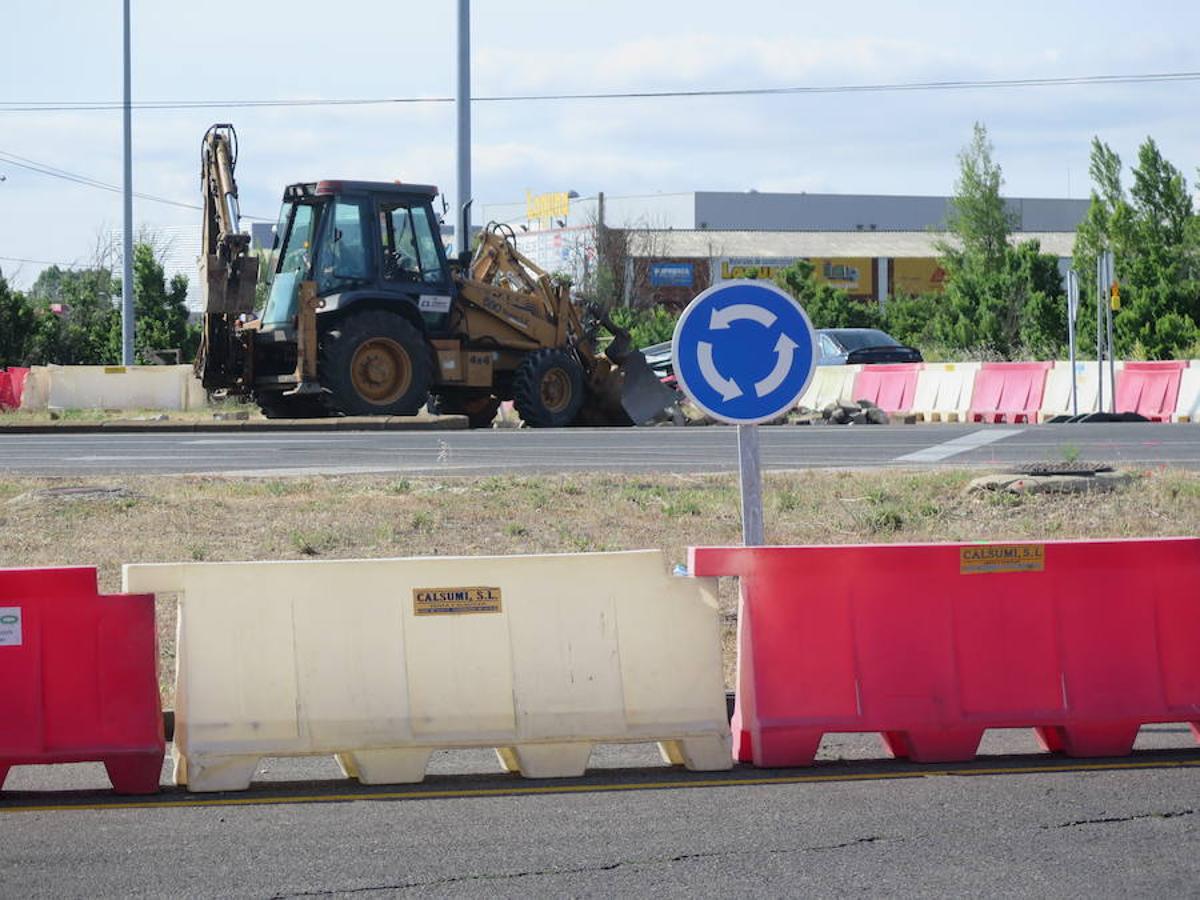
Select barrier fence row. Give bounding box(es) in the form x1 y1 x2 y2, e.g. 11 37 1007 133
3 541 1199 794
3 361 1200 422
798 359 1200 423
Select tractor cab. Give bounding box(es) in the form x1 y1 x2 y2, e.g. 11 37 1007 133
260 180 454 336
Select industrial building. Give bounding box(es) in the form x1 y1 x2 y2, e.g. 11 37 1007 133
483 191 1089 308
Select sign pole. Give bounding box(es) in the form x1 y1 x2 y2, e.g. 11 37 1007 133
1096 254 1105 413
1105 251 1117 412
1067 269 1079 417
737 424 764 546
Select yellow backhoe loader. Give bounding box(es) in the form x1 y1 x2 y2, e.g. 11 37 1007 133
195 124 677 427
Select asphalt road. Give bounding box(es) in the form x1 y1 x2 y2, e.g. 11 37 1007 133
2 422 1199 477
3 729 1197 897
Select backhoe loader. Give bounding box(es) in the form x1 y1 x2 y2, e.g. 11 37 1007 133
195 124 676 427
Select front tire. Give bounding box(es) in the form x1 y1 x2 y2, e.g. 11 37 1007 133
320 310 432 416
512 348 585 427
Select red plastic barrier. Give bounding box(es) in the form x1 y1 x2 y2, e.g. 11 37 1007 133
0 567 164 793
968 361 1052 423
7 367 29 408
0 371 12 410
1115 361 1187 421
850 364 922 413
691 539 1200 768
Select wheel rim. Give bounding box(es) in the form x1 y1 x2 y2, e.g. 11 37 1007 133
350 337 412 405
540 367 573 414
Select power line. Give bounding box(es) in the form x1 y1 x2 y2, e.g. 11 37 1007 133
1 70 1198 112
0 255 84 269
0 149 272 221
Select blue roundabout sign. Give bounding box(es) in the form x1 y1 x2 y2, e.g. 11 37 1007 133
672 280 818 425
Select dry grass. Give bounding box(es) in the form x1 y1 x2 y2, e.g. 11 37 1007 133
0 402 262 425
3 467 1199 700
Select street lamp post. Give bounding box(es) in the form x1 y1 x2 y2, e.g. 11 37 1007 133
455 0 471 258
121 0 135 365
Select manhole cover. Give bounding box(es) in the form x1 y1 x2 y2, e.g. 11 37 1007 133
1006 461 1114 477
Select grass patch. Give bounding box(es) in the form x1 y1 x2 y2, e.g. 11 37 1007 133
1 466 1191 702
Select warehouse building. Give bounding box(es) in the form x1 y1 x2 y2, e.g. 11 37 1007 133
483 191 1088 308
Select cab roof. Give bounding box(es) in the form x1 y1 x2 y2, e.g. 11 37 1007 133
283 180 439 201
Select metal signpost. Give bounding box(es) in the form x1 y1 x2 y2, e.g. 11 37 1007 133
1066 269 1079 416
672 280 818 545
1096 250 1117 414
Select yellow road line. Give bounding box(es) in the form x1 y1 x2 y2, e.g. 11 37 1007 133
3 757 1198 815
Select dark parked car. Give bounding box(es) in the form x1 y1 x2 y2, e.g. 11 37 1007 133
816 328 923 365
641 328 922 385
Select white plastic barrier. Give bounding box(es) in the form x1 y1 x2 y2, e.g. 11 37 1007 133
124 551 732 792
798 365 862 411
17 366 51 411
910 362 981 422
1039 360 1124 422
1174 364 1200 422
43 364 202 411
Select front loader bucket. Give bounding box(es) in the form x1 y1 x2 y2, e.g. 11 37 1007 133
614 351 680 425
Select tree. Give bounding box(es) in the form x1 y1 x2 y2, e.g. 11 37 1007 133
115 242 195 363
944 122 1015 269
774 258 881 329
1072 137 1200 359
0 269 36 367
935 123 1066 357
28 265 121 364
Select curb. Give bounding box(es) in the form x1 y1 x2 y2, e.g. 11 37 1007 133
0 415 470 435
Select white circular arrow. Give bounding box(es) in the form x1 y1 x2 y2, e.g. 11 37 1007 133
696 305 798 400
698 342 743 400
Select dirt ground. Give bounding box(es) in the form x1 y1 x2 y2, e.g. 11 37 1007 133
3 467 1198 701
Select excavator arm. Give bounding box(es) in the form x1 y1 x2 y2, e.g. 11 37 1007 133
196 124 259 390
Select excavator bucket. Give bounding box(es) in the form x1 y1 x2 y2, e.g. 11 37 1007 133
593 321 679 425
613 350 680 425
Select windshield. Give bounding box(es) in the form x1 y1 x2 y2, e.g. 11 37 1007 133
262 202 320 328
829 329 899 351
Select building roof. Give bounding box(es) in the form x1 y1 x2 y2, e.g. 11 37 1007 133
625 229 1077 259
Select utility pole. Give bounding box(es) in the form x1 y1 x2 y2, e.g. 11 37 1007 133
121 0 135 365
455 0 471 258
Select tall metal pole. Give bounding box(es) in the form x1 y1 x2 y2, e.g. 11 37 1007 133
121 0 134 365
455 0 471 257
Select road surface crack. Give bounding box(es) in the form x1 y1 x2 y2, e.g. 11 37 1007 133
1042 808 1194 829
269 836 892 897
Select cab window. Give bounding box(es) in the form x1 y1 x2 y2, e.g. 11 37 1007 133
315 199 373 293
381 202 446 285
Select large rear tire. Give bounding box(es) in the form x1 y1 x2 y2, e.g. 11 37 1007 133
512 348 585 428
320 310 432 416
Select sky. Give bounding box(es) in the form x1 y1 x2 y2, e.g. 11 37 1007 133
2 0 1200 289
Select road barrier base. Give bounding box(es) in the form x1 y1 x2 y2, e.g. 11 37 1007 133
174 735 730 792
0 752 162 794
